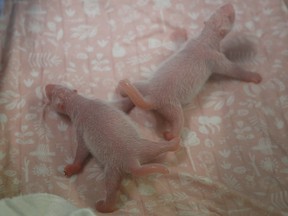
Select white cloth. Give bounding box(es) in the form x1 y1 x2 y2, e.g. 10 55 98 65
0 193 97 216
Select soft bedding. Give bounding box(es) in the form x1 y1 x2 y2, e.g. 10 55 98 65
0 0 288 215
0 193 97 216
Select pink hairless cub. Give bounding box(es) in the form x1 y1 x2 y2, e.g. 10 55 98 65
117 3 262 141
45 84 180 213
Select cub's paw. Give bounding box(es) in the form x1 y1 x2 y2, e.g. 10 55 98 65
64 164 82 177
251 73 262 84
163 131 176 141
96 200 117 213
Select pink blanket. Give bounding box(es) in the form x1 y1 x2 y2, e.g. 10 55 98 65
0 0 288 215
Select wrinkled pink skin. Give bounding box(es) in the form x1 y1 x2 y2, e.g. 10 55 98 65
117 4 262 140
45 84 180 213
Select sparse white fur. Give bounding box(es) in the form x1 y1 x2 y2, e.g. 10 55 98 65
45 84 180 213
118 3 262 140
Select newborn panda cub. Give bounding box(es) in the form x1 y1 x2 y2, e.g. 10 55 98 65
45 84 180 213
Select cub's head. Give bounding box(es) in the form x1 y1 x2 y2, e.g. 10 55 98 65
45 84 77 114
204 3 235 38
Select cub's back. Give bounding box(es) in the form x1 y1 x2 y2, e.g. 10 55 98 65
79 100 139 167
81 99 138 138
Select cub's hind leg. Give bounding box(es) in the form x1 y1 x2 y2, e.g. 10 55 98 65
96 167 122 213
158 104 184 140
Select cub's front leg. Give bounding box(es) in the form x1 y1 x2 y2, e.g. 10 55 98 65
64 128 91 177
210 52 262 84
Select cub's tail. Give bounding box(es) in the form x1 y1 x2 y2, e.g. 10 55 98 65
118 79 154 110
